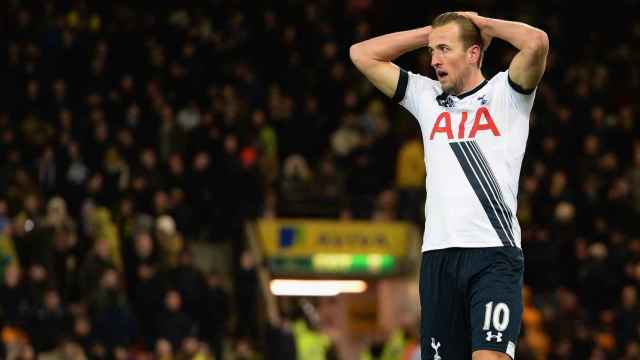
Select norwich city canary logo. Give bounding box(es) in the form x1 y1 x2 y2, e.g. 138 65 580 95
279 226 305 249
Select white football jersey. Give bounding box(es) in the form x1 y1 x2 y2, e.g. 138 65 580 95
395 69 536 252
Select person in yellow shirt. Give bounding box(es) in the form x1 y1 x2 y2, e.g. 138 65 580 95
396 138 425 190
292 318 332 360
395 136 425 224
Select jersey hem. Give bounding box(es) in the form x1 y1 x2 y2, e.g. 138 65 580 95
421 242 521 252
472 345 514 360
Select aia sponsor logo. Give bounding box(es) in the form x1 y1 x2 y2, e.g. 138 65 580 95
429 107 500 140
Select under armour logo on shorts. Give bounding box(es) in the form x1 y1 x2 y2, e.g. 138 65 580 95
486 331 503 342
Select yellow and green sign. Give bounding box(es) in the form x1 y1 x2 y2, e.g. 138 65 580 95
256 219 415 275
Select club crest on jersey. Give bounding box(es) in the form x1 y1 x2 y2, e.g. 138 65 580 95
429 106 500 140
477 95 489 105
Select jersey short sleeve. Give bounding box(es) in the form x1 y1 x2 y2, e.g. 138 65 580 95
395 68 439 119
499 70 537 116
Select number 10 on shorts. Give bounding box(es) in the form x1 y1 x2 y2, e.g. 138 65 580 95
483 301 510 331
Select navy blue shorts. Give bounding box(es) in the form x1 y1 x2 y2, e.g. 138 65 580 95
420 247 523 360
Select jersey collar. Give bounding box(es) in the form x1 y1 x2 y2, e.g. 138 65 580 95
451 79 488 99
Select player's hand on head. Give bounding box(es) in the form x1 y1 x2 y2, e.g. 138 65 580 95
455 11 478 17
456 11 492 51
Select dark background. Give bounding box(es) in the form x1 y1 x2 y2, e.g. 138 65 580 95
2 0 639 359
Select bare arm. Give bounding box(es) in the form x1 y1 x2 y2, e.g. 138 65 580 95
350 26 432 98
465 14 549 91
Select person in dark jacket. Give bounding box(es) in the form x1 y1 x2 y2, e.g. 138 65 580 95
200 271 229 360
155 289 196 349
28 287 71 352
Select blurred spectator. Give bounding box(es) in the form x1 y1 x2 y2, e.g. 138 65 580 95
90 269 136 352
265 316 297 360
177 336 212 360
235 252 259 342
25 264 50 310
188 151 215 241
395 134 425 225
200 271 230 360
156 290 196 350
155 338 174 360
103 147 130 199
72 316 94 355
177 101 201 133
615 285 640 354
233 337 260 360
279 154 314 216
82 204 122 270
166 249 206 326
331 114 362 159
0 264 28 327
132 261 166 347
13 193 52 271
156 215 184 268
27 287 70 352
46 198 84 302
372 190 398 222
6 343 36 360
578 242 619 314
79 238 115 299
123 236 158 316
251 109 278 184
311 156 346 217
61 142 89 215
36 147 57 197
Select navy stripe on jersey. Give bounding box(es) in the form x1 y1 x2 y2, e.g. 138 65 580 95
460 141 515 245
458 141 516 246
450 141 515 247
467 141 516 237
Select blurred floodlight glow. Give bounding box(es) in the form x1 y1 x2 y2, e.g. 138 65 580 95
270 279 367 296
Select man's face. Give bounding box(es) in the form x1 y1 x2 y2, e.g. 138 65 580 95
428 23 474 94
166 290 181 311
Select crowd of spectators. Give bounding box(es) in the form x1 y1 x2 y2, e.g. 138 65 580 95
3 0 639 359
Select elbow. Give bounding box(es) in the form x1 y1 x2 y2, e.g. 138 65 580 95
349 43 364 65
350 43 372 70
520 30 549 58
350 42 386 73
530 30 549 54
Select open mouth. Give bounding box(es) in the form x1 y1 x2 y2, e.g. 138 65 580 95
436 70 448 79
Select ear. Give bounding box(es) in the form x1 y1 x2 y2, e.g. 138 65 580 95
467 44 482 66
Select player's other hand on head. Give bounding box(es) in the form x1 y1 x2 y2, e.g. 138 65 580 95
480 32 492 52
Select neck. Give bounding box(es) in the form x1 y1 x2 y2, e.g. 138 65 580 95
454 69 485 96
